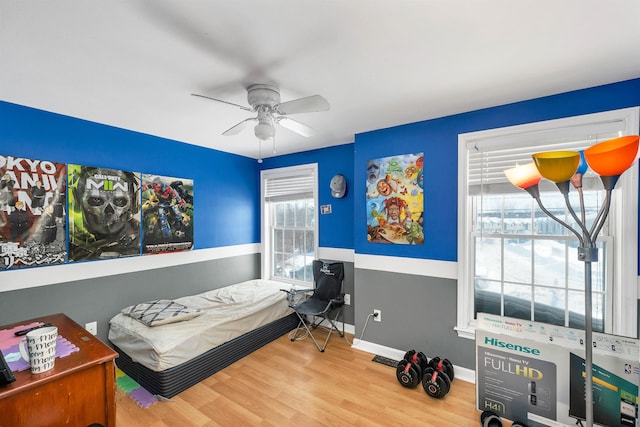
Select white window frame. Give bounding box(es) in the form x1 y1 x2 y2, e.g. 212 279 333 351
260 163 318 283
456 107 639 340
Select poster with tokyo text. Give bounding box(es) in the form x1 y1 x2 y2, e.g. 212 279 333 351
68 165 141 261
0 155 67 269
141 174 193 254
366 153 424 244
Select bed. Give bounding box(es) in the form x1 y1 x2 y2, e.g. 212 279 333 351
108 279 299 398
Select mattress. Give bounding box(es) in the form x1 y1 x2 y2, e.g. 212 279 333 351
108 279 294 372
112 313 298 398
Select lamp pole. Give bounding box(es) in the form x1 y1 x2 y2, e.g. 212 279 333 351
505 136 639 427
523 183 602 427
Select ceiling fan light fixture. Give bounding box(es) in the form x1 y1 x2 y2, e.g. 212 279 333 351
254 122 275 141
192 84 329 159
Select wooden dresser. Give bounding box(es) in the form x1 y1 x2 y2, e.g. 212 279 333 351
0 313 117 427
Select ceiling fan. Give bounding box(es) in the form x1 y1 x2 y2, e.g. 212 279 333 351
192 84 330 158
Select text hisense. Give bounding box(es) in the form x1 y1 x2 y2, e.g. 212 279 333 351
484 337 541 355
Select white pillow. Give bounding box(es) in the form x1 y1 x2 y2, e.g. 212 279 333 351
122 299 201 327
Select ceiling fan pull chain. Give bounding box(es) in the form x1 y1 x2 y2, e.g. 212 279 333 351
270 114 277 154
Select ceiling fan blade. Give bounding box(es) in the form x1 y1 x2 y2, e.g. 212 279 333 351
191 93 253 112
276 117 316 137
276 95 330 115
222 118 257 136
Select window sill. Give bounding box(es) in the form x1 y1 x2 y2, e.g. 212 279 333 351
454 326 475 340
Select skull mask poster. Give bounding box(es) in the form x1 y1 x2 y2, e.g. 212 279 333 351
0 155 67 269
68 165 141 261
141 174 194 254
366 153 424 244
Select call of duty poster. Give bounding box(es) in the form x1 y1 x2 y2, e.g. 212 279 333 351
0 155 67 270
366 153 424 244
141 174 194 254
68 165 141 261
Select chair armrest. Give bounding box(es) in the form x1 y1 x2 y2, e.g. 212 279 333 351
281 288 314 306
329 293 345 307
280 288 314 295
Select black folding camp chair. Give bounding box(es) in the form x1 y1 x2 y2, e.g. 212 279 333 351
286 260 345 352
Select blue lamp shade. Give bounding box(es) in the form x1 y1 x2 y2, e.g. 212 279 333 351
576 150 589 175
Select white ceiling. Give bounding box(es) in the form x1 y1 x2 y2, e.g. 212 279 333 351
2 1 640 160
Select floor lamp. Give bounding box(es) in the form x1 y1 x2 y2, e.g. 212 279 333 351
504 135 640 427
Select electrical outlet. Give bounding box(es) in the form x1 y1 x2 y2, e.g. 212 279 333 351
344 293 351 305
373 309 381 322
85 321 97 335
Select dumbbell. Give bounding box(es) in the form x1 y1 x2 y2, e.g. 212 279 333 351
480 411 528 427
404 350 428 375
422 366 451 398
480 410 502 427
396 359 421 388
395 350 428 388
428 356 455 381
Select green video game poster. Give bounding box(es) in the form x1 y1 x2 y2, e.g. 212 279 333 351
68 165 141 261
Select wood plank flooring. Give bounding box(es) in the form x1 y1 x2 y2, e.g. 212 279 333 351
116 329 487 426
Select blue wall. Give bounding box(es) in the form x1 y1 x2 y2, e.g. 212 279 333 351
0 101 260 248
261 143 354 249
353 78 640 261
1 79 638 361
4 79 637 257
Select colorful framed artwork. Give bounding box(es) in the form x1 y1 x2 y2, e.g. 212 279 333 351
0 155 67 269
366 153 424 244
141 174 194 254
68 165 141 261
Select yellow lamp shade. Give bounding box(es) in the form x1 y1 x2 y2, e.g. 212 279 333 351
532 151 580 183
584 135 639 177
504 162 542 189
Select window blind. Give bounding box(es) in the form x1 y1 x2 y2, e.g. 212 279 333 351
467 122 626 196
264 173 315 202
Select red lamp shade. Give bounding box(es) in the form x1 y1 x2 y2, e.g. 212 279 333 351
584 135 639 177
504 163 542 189
531 151 580 183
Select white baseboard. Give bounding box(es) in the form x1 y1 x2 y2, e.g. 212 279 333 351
301 320 476 384
350 339 476 384
314 319 355 335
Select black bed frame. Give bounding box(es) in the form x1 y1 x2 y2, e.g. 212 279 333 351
112 312 298 398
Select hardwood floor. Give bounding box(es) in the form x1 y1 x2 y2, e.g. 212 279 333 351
116 329 486 426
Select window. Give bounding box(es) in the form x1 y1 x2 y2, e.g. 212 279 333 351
261 164 318 284
457 108 639 339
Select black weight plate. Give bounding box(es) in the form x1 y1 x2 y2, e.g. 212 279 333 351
402 351 424 380
396 360 420 388
422 367 448 398
430 357 455 382
415 351 429 371
438 369 451 394
430 367 450 396
436 358 454 382
440 358 455 381
403 350 416 362
480 410 503 427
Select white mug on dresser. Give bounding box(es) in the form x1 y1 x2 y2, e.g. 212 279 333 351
18 326 58 374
